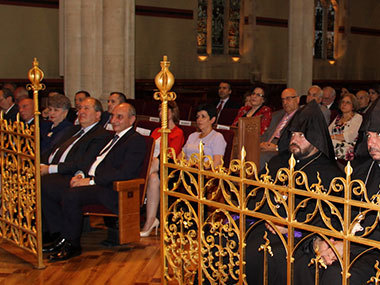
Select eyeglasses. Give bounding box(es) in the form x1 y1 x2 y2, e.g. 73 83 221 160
252 93 264 98
281 96 297 102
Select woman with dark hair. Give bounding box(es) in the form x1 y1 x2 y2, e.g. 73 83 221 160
140 101 185 237
182 103 227 167
328 93 362 161
40 93 73 157
232 87 272 134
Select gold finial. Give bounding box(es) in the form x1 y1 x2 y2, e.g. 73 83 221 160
26 57 45 92
154 55 175 96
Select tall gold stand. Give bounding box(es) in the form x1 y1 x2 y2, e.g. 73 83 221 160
0 58 45 269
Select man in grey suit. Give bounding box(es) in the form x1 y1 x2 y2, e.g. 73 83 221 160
260 88 300 170
306 85 331 124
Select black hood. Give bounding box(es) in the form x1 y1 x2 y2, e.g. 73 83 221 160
278 100 335 160
355 98 380 158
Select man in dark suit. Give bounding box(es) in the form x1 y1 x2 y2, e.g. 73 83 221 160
214 81 240 122
43 103 146 262
259 88 299 169
40 97 111 247
40 97 111 175
100 91 127 130
66 90 91 124
0 86 19 122
18 98 35 125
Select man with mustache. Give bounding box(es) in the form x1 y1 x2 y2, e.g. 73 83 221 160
294 98 380 284
245 100 343 285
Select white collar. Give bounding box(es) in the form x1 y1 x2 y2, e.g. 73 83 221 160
115 126 133 139
5 104 15 114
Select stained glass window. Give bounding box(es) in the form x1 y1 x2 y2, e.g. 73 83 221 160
314 0 337 60
314 0 323 58
197 0 208 55
212 0 226 54
326 3 335 59
197 0 242 57
228 0 241 56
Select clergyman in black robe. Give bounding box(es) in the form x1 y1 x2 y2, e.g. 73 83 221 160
245 101 343 285
294 98 380 285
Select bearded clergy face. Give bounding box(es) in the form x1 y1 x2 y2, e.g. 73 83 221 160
289 132 318 160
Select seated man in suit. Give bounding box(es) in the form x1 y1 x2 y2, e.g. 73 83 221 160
40 97 111 176
67 90 91 124
18 98 35 125
40 98 112 244
215 81 240 123
259 88 299 170
43 103 146 261
356 90 371 114
14 86 30 103
0 86 18 122
101 91 127 130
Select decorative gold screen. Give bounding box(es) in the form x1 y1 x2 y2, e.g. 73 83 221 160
155 57 380 285
0 58 44 269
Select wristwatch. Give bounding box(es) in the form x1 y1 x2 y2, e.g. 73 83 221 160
89 177 95 185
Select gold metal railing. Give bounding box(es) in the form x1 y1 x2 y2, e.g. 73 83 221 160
155 56 380 284
0 58 44 268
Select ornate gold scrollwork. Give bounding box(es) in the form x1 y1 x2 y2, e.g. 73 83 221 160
157 58 380 284
0 58 44 269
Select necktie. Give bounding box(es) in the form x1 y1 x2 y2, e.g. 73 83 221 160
51 129 84 164
268 114 290 143
99 135 119 156
216 100 224 116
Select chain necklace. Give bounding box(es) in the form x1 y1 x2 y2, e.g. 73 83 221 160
297 152 322 172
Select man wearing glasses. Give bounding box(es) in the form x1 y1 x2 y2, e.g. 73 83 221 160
259 88 299 170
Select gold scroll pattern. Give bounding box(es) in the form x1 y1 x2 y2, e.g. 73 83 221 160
0 58 44 269
154 57 380 284
0 118 37 250
160 140 380 285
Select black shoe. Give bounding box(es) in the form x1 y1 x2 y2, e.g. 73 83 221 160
48 241 82 262
42 232 61 246
43 237 66 253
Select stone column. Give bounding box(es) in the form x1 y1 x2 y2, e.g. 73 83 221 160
62 0 135 103
124 1 135 99
103 0 125 100
63 0 82 99
287 0 314 95
81 0 103 98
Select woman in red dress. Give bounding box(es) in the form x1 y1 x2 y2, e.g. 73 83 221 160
232 87 272 135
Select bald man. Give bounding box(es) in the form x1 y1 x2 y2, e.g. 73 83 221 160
259 88 300 169
43 103 147 262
